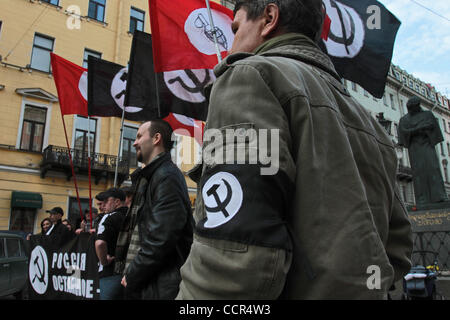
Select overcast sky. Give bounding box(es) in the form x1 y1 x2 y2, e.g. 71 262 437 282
378 0 450 96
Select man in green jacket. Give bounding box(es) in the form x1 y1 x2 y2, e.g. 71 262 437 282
177 0 412 299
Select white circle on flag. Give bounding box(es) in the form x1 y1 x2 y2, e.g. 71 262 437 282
322 0 365 58
78 71 88 101
173 113 200 128
29 245 48 295
184 8 234 55
110 67 143 113
202 171 243 228
163 69 215 103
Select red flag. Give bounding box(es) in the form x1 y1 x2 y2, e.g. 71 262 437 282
321 14 331 40
50 53 88 116
164 112 204 145
149 0 234 73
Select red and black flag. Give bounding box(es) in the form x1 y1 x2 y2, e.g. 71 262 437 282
148 0 234 72
125 31 207 144
50 53 88 116
87 56 159 121
320 0 401 98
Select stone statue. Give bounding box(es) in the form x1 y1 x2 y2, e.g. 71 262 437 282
398 96 448 207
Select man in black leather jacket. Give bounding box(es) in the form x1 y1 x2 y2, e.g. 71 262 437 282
117 119 194 299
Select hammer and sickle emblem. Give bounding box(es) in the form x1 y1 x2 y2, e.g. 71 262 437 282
194 13 228 50
204 179 233 218
202 172 244 228
328 0 355 55
322 0 365 58
114 71 128 100
168 69 211 97
32 250 46 285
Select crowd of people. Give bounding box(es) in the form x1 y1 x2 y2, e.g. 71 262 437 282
26 0 414 300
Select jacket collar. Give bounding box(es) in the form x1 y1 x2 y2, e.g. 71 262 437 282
132 151 171 180
214 33 340 81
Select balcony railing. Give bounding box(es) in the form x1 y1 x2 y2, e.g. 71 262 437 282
40 145 129 185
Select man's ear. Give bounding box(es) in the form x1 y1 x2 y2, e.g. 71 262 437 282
261 3 281 38
153 132 162 146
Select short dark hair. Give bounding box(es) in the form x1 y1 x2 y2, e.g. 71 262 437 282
233 0 324 42
148 119 174 151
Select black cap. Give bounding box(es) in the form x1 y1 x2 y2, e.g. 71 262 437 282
101 188 126 202
46 207 64 216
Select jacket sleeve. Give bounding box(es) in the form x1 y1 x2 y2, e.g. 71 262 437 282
386 187 413 282
125 173 188 290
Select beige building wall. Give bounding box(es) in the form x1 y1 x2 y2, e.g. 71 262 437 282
0 0 199 234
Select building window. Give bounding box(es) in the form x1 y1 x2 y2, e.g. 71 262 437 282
130 7 145 33
41 0 59 5
122 125 138 168
68 197 91 228
399 99 405 116
220 0 235 9
389 94 396 110
440 143 445 156
447 142 450 156
74 116 97 155
351 82 357 92
443 119 447 133
30 33 54 73
383 94 388 106
363 89 369 97
20 105 47 152
88 0 106 22
83 48 102 69
9 208 36 233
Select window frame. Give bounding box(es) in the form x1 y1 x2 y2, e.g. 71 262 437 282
41 0 59 6
129 7 145 34
30 33 54 73
19 105 47 152
9 208 37 234
88 0 107 22
72 116 98 155
122 124 139 168
16 101 52 153
83 48 102 69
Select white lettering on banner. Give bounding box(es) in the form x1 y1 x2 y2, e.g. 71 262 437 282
52 275 94 298
51 252 86 271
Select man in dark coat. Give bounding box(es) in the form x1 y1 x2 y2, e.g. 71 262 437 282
398 96 448 206
115 119 194 299
45 207 74 249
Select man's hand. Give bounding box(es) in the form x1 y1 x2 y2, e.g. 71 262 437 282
121 276 127 287
106 254 115 266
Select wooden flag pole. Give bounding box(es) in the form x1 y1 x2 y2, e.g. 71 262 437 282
205 0 222 63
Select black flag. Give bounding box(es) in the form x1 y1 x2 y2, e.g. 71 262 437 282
87 56 159 121
125 31 211 121
320 0 401 98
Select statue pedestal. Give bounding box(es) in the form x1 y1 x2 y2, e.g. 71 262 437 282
407 206 450 270
411 201 450 212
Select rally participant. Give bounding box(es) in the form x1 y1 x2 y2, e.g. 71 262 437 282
95 188 128 300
